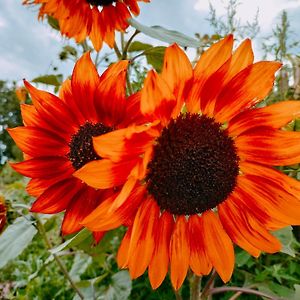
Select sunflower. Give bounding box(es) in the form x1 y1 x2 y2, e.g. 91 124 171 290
23 0 150 51
8 52 146 240
75 35 300 290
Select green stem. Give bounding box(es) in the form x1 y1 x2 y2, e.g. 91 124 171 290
122 30 140 59
81 39 89 53
120 32 125 52
200 270 217 300
113 42 122 60
208 286 281 300
174 289 183 300
190 274 202 300
35 215 84 300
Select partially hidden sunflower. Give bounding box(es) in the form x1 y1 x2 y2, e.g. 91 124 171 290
74 35 300 290
8 52 146 241
23 0 150 51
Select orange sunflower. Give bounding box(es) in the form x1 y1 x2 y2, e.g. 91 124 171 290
23 0 150 51
75 35 300 290
8 52 146 240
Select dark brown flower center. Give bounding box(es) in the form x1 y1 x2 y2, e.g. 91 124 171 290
86 0 115 6
68 121 113 170
146 113 239 216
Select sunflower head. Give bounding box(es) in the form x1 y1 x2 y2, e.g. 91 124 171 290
75 35 300 291
23 0 150 51
8 52 146 238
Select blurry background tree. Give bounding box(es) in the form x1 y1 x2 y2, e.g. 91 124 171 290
0 81 25 166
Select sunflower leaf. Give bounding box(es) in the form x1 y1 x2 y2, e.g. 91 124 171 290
144 46 166 72
50 228 91 254
32 74 63 87
0 216 38 269
128 19 201 48
98 271 132 300
273 226 298 257
128 41 153 52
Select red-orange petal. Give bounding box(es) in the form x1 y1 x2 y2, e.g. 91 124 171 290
188 215 212 276
141 70 176 125
117 227 132 269
73 158 138 189
225 38 254 82
214 61 281 122
127 198 159 279
61 187 100 235
219 199 263 256
82 184 145 231
228 101 300 137
194 35 234 80
225 193 282 253
24 80 77 136
236 128 300 166
93 125 156 163
10 157 73 179
89 7 104 52
237 174 300 227
8 126 68 157
148 211 174 289
31 178 81 214
161 44 193 116
169 216 190 291
71 52 100 121
202 210 234 283
95 60 128 126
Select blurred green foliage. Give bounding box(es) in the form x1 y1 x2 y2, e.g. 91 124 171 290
0 81 25 165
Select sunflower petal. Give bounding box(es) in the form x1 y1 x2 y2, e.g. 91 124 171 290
71 52 100 121
170 216 190 291
141 70 176 125
82 184 145 231
214 61 281 122
31 178 81 214
8 126 68 157
10 157 73 179
95 60 128 126
228 101 300 136
236 128 300 166
149 211 174 289
202 210 234 283
127 198 159 279
73 158 138 189
161 44 193 116
188 215 212 276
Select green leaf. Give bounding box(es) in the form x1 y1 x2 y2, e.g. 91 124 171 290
128 19 201 48
145 46 166 72
235 250 251 267
50 228 91 254
70 253 92 282
128 41 152 52
47 16 60 31
73 274 108 300
273 226 297 257
99 271 132 300
0 216 37 269
32 74 63 87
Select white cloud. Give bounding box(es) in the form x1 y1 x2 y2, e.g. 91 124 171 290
194 0 300 31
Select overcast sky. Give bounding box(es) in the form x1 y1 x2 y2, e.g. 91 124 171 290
1 0 300 82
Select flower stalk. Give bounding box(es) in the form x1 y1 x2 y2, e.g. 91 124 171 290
34 215 84 300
